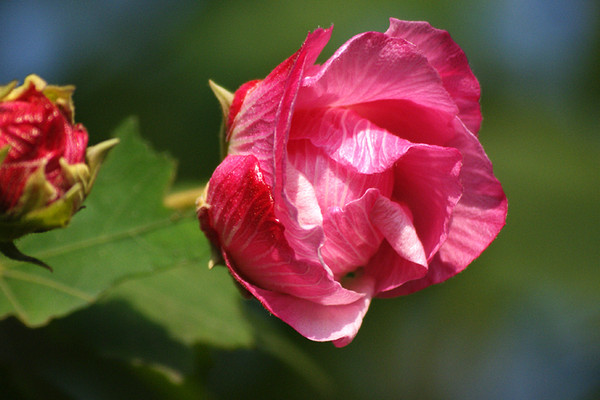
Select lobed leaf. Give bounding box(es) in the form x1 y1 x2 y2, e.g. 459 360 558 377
0 118 206 327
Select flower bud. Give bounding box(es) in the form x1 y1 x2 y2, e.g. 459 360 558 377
0 75 118 243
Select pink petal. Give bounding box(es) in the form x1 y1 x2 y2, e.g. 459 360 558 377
320 188 430 288
0 163 39 211
270 29 333 263
226 255 375 347
385 19 482 133
386 119 507 296
286 139 394 212
227 27 332 187
200 154 365 306
226 79 261 136
64 123 89 162
226 27 333 263
284 160 323 229
392 143 463 260
320 189 384 278
366 241 428 294
290 107 416 174
370 194 427 267
350 99 457 147
296 31 458 117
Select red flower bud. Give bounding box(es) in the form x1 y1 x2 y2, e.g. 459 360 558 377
0 75 117 243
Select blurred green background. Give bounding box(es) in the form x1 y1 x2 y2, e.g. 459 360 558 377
1 0 598 399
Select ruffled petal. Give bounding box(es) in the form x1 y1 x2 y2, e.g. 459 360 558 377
224 255 375 347
387 119 507 296
226 27 333 263
350 99 457 147
64 123 88 162
384 19 482 133
393 143 463 260
227 27 332 187
321 188 430 287
297 31 458 117
366 241 428 294
287 139 394 212
370 194 427 267
200 154 364 306
290 107 416 174
320 189 384 278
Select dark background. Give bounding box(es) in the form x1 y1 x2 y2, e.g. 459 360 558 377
1 1 598 399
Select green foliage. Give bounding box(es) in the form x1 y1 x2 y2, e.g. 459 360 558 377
0 118 327 399
104 260 254 349
0 118 190 325
0 117 255 345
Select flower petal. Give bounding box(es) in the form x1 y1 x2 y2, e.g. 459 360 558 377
287 138 394 212
320 189 384 278
388 119 507 296
228 27 333 264
0 163 38 211
367 241 428 294
291 107 415 174
350 99 457 147
297 30 458 117
320 187 430 290
370 194 427 267
392 143 463 260
200 154 365 306
227 27 332 187
226 257 375 347
385 19 482 133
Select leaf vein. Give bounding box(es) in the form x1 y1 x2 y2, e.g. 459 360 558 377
34 212 191 259
0 277 29 321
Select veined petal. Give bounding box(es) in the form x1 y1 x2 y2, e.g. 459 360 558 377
284 160 323 229
226 27 332 263
226 256 375 347
385 19 482 133
287 139 394 212
290 107 415 174
226 79 261 136
297 31 458 117
367 241 428 294
270 28 332 263
320 189 384 278
63 123 88 163
393 143 463 260
350 99 457 147
370 194 427 267
389 119 507 295
0 162 40 212
227 27 332 187
200 155 365 306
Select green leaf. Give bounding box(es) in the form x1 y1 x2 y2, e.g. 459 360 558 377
103 257 254 349
0 118 208 326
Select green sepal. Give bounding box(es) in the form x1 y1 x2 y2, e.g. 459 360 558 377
84 138 120 195
0 183 80 241
0 139 119 243
0 81 17 100
0 241 52 271
0 145 10 165
208 80 234 160
15 161 58 216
